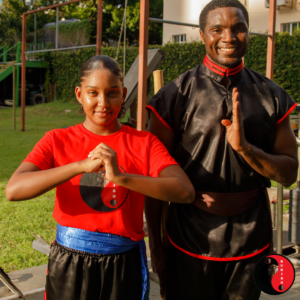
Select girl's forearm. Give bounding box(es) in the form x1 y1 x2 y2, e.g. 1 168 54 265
114 174 195 203
6 161 85 201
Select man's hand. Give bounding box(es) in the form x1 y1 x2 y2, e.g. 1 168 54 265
151 243 167 298
221 88 297 187
221 87 249 153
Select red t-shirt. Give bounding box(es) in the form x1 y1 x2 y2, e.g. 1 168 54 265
23 124 178 241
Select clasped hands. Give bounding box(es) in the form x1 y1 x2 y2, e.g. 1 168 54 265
81 143 121 183
221 87 250 154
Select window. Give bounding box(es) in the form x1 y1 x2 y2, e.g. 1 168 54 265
282 22 300 34
173 34 186 43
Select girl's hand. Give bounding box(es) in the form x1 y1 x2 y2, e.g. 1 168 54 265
80 157 105 174
88 143 121 183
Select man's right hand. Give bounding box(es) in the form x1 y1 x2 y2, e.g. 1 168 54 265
151 244 167 298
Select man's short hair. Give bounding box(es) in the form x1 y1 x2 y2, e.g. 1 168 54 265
199 0 249 32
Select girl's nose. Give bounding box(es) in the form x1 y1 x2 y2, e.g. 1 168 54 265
97 95 109 107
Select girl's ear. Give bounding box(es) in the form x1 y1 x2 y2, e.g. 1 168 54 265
75 86 82 104
122 87 127 102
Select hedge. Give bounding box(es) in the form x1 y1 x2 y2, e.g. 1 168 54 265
44 19 91 48
41 30 300 103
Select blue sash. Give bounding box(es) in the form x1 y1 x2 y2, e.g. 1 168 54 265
56 223 149 300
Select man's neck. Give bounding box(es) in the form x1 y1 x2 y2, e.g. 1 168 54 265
206 55 243 70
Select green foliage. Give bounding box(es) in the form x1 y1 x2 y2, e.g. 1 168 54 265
244 30 300 103
42 46 155 101
105 0 163 45
44 19 91 47
0 0 163 47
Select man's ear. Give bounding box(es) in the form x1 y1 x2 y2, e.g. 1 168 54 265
75 86 82 104
199 29 205 44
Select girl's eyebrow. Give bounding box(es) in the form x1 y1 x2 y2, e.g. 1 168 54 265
85 85 120 89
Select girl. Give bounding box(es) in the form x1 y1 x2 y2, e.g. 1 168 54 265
5 55 195 300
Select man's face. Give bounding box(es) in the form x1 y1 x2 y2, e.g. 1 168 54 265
200 7 249 69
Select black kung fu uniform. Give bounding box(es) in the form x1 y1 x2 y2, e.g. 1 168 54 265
146 56 296 300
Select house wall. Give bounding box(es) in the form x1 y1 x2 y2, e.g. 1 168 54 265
163 0 207 44
248 0 300 33
163 0 300 44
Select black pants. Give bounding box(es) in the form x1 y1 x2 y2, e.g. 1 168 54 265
166 242 267 300
45 242 142 300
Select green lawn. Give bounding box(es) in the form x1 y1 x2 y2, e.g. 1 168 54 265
0 101 85 272
0 101 85 182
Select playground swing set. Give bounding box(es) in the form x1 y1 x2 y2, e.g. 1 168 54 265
2 0 300 299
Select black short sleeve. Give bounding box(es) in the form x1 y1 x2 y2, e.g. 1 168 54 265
146 81 179 131
266 80 297 124
146 69 197 131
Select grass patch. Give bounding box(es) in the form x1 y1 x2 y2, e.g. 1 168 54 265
0 186 56 272
0 101 85 182
0 102 84 272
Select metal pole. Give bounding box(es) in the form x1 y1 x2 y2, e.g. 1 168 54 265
298 111 300 187
24 0 84 15
23 44 97 55
266 0 276 80
123 0 128 76
96 0 103 55
34 12 37 50
271 203 276 228
56 7 59 49
21 14 27 132
137 0 149 131
276 183 283 254
13 64 16 130
3 45 7 62
16 42 21 106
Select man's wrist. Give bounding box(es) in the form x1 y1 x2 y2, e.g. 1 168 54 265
237 142 252 156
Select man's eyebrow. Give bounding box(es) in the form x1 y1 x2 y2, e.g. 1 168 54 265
209 22 247 29
233 22 247 27
209 24 223 29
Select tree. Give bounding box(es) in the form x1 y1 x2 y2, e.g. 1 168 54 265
0 0 163 48
106 0 163 45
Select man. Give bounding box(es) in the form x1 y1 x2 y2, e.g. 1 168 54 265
145 0 298 299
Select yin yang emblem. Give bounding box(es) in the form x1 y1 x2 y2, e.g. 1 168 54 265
79 166 129 212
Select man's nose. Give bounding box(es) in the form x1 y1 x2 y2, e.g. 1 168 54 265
223 29 236 42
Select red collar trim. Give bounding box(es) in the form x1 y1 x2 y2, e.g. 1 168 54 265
203 55 243 77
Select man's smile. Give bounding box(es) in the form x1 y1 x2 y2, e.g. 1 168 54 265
218 47 237 53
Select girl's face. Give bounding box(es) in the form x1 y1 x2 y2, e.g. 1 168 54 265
75 68 127 135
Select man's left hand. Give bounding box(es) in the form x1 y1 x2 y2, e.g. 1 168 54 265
221 87 249 153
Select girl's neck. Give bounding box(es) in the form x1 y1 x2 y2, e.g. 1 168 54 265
83 119 123 136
